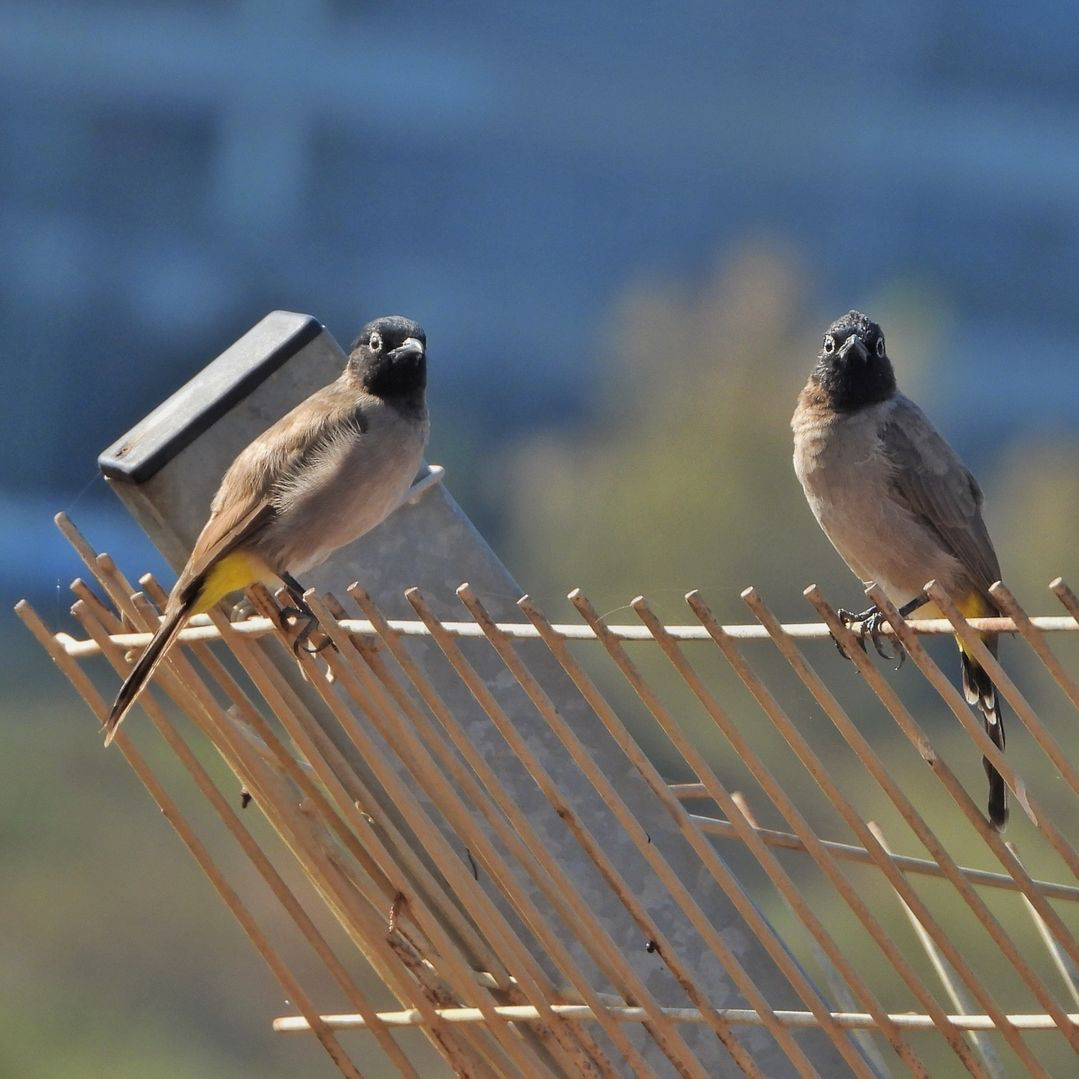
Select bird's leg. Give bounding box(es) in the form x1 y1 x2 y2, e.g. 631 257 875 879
897 594 928 619
278 573 334 656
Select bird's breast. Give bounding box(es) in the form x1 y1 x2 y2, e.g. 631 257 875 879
794 405 902 584
269 401 429 574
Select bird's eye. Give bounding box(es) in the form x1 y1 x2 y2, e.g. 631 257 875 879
369 332 383 352
823 334 836 354
875 336 885 358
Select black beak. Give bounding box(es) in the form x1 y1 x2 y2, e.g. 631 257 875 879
837 335 868 362
388 337 425 363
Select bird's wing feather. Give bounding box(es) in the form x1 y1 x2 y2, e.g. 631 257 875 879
176 381 355 598
879 394 1001 592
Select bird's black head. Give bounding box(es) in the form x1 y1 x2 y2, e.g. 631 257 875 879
348 315 427 404
811 310 896 412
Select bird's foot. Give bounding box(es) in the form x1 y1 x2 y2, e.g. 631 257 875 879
229 596 256 622
834 606 870 659
278 605 334 657
837 605 905 669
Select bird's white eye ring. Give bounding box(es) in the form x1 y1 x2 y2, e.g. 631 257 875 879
369 332 383 352
875 336 885 358
823 334 836 354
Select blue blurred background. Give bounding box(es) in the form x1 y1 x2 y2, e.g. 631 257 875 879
5 3 1079 1077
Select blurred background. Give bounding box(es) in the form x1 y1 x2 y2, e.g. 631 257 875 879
4 2 1079 1076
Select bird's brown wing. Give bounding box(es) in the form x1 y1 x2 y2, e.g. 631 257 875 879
174 380 354 601
879 394 1001 594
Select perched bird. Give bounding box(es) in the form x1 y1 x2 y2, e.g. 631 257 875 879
106 315 430 744
792 310 1008 830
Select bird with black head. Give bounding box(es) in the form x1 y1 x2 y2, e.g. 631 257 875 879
793 310 1009 830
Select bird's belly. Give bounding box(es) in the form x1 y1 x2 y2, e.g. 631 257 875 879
799 438 956 606
814 495 927 604
271 414 428 575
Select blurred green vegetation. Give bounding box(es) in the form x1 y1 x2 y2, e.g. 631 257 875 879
9 244 1079 1077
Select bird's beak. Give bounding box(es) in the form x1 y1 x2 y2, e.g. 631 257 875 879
837 335 868 362
388 337 425 362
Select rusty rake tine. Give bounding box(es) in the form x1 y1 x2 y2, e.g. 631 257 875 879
314 591 512 986
316 599 634 1079
635 595 933 1077
748 586 1054 1077
868 823 1007 1079
77 543 486 1075
130 587 404 913
389 587 723 1079
455 583 804 1078
864 585 1079 970
1009 841 1079 1014
115 590 442 1022
80 594 434 1079
18 599 368 1079
577 588 920 1077
294 592 613 1079
553 590 839 1079
83 576 437 1014
926 581 1079 830
809 586 1079 1058
633 596 920 1078
512 587 821 1079
688 590 1024 1076
342 589 682 1079
1050 578 1079 626
237 591 560 1079
991 582 1079 715
720 790 894 1079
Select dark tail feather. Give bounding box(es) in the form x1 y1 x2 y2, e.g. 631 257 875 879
961 650 1008 831
105 603 190 745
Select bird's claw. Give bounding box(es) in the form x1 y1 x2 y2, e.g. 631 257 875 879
279 605 334 657
834 608 868 660
295 633 334 657
862 610 905 669
836 606 906 670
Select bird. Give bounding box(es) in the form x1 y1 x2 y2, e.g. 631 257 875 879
792 310 1008 830
106 314 430 745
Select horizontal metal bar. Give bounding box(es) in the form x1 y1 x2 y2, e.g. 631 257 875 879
687 813 1079 903
273 1004 1079 1034
53 613 1079 658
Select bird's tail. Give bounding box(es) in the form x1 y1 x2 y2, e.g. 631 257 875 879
105 601 191 745
961 648 1008 831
